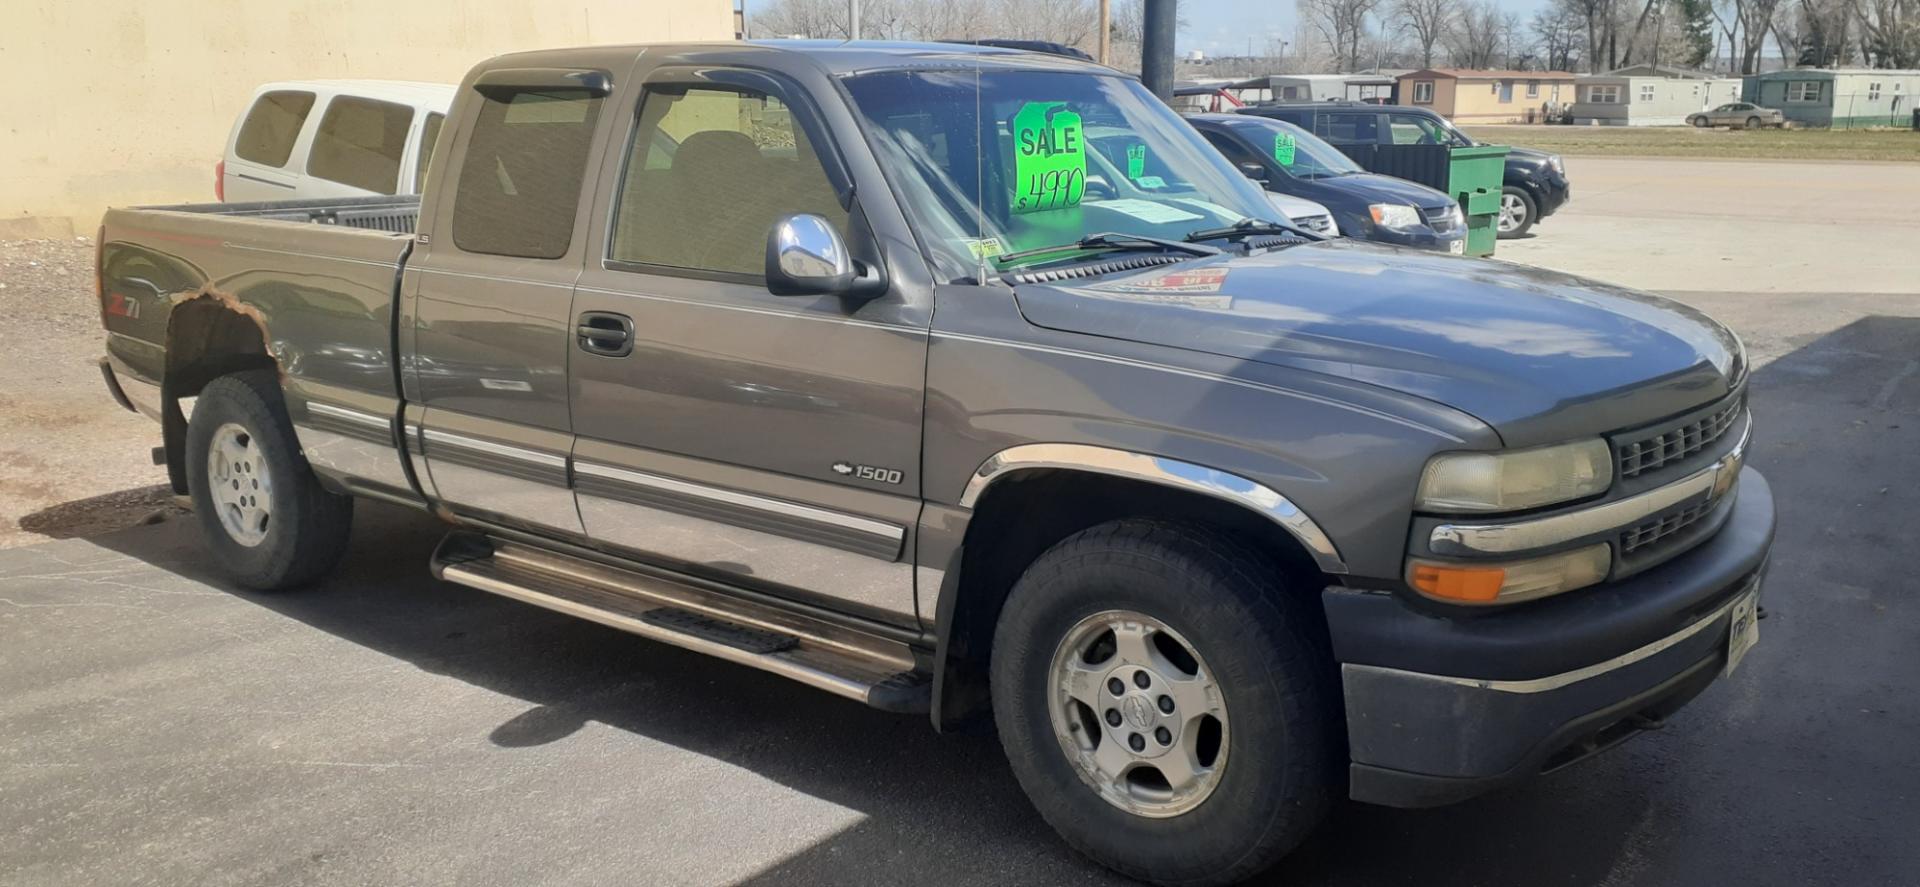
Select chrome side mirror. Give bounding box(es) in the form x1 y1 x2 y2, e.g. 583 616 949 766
765 213 885 299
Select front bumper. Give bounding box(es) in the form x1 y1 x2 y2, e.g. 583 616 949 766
1370 225 1467 253
1324 467 1775 807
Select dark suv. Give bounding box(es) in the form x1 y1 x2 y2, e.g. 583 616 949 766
1240 101 1571 238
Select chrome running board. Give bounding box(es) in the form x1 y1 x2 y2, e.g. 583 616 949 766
431 533 930 712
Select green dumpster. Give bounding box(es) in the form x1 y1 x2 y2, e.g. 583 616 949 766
1447 145 1508 257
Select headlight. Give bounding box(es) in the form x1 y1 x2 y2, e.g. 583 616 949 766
1368 203 1422 231
1447 205 1465 230
1416 439 1612 513
1408 543 1611 604
1548 154 1565 174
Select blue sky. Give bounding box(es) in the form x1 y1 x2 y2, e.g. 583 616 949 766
1177 0 1553 58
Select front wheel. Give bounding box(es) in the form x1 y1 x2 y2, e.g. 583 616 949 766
1691 116 1709 128
186 370 353 590
1497 186 1537 239
990 520 1338 886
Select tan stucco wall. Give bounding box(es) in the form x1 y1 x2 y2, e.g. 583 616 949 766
1 0 735 237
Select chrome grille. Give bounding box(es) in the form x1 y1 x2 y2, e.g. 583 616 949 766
1421 205 1457 234
1291 214 1335 235
1618 399 1742 479
1620 500 1713 555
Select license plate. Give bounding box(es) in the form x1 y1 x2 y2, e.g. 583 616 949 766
1725 589 1760 676
1448 239 1465 255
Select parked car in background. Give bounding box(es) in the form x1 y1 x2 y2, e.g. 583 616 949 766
221 80 454 202
1189 114 1465 254
1239 101 1570 239
1084 125 1337 235
1687 102 1785 129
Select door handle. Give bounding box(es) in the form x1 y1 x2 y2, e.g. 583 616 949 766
576 311 634 358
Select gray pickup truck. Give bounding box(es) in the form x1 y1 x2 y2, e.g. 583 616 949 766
96 41 1775 885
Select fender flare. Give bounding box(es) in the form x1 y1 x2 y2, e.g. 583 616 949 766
958 443 1347 575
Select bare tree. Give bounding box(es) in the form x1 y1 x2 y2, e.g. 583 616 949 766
1445 0 1507 66
1299 0 1386 71
1392 0 1460 67
1532 2 1588 69
1851 0 1920 67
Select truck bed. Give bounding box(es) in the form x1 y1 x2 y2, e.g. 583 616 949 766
98 194 416 463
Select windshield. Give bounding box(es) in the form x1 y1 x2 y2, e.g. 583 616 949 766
1257 120 1362 180
842 70 1279 275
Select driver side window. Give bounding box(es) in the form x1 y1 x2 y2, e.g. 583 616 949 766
610 85 848 277
1387 113 1445 145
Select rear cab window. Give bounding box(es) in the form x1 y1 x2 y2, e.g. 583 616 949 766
307 96 414 193
234 90 316 167
451 87 605 259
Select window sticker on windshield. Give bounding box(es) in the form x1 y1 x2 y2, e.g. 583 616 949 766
1011 102 1085 214
1096 199 1202 225
962 237 1005 260
1126 143 1147 179
1273 132 1297 166
1136 175 1166 188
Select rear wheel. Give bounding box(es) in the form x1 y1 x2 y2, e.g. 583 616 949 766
1746 116 1762 129
186 370 352 590
1497 186 1537 239
990 520 1338 886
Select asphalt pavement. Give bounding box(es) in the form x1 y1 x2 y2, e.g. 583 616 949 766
3 157 1919 885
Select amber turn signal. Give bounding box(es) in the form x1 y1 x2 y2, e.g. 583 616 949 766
1409 563 1507 602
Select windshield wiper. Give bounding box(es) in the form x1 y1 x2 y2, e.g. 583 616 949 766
1184 217 1325 244
995 232 1221 266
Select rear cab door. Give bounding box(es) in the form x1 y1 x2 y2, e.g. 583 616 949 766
402 58 625 536
567 52 933 626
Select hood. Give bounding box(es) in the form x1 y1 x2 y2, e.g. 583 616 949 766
1012 241 1743 446
1265 191 1332 220
1503 145 1555 166
1286 172 1453 212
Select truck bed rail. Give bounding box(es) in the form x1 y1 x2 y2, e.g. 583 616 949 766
140 195 421 235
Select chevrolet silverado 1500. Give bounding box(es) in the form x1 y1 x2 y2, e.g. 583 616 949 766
97 41 1774 886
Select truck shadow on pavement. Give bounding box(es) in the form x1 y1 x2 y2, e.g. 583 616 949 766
66 314 1920 886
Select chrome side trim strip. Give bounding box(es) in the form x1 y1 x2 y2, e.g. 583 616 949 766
421 429 567 469
574 461 904 552
305 402 393 434
1341 571 1758 695
959 443 1347 574
1430 421 1750 556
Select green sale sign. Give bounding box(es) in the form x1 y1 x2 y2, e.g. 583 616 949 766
1011 101 1085 214
1273 132 1296 166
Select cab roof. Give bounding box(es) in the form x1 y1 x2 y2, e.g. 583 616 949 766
480 39 1121 79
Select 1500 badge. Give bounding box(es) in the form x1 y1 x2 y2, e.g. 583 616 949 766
832 462 903 485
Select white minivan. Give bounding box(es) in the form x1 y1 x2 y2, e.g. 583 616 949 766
219 80 455 202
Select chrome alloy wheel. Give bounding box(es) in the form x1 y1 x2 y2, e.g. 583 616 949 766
1498 192 1529 233
208 422 272 547
1047 610 1228 818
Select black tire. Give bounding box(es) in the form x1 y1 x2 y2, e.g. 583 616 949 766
186 369 353 590
990 520 1338 886
1497 185 1537 239
1746 116 1761 130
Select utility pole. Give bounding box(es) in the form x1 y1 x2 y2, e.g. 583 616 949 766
1141 0 1176 100
849 0 860 40
1098 0 1111 64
